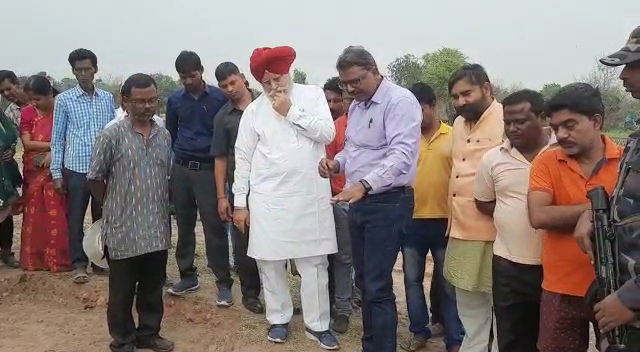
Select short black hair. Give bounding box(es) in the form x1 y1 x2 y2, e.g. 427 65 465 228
0 70 19 85
68 48 98 69
215 62 240 82
502 89 545 116
323 77 342 96
24 75 59 97
545 82 605 121
120 73 157 98
175 50 203 74
409 82 437 106
448 63 490 93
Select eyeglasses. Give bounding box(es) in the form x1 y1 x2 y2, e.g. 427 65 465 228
338 71 369 90
130 97 159 107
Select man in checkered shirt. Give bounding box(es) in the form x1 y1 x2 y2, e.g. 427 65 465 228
50 48 116 284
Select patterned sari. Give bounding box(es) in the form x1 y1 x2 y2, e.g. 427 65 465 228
20 107 71 272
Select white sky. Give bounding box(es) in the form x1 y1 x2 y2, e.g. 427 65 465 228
3 0 639 89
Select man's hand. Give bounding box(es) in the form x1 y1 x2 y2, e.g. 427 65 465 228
595 292 636 333
217 197 232 222
233 208 250 235
2 147 15 162
318 158 339 178
574 209 594 264
331 182 366 204
270 90 292 117
52 178 65 194
40 152 51 168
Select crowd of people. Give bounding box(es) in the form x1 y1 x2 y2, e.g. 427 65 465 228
0 25 639 352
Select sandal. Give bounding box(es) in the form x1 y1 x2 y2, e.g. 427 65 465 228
72 268 90 284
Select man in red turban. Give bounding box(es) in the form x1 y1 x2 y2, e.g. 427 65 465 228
233 46 340 350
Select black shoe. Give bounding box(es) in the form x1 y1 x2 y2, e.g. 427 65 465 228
136 336 174 352
330 314 350 334
109 341 136 352
242 297 265 314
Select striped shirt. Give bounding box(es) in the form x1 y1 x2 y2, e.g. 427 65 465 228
50 85 116 179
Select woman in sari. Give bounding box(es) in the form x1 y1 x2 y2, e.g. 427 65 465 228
19 75 70 272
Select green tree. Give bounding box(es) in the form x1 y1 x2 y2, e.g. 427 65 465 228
539 83 562 101
421 48 468 101
386 54 424 88
151 73 181 113
293 69 308 84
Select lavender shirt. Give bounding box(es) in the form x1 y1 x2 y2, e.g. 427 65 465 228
335 79 421 194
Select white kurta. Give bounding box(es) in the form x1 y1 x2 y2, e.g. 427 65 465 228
233 83 338 261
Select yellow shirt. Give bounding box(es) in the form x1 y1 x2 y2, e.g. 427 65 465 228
413 122 453 218
448 100 504 242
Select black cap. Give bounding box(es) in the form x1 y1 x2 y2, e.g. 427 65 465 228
600 26 640 67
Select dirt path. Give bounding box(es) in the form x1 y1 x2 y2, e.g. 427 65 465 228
0 217 447 352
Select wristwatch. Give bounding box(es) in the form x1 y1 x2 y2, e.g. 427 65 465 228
359 179 372 195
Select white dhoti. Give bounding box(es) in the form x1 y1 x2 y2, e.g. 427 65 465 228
257 255 331 332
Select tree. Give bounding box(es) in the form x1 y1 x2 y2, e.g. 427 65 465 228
540 83 562 101
151 73 180 113
387 54 424 88
580 60 632 130
421 48 468 101
293 69 307 84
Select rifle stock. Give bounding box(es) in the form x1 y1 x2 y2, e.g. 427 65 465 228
586 185 628 351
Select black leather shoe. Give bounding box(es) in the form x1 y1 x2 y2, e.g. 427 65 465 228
242 297 265 314
136 336 174 352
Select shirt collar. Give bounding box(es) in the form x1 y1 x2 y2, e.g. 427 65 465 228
368 77 391 104
223 89 261 113
500 127 557 153
73 84 100 98
180 82 213 98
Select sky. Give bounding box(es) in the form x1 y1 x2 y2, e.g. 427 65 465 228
3 0 639 90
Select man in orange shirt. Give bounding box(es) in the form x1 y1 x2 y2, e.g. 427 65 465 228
527 83 622 352
323 77 352 333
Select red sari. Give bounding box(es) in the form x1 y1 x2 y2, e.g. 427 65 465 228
20 106 71 272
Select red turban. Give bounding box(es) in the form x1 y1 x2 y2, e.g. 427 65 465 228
249 46 297 82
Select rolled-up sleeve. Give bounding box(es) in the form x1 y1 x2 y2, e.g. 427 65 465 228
87 131 115 181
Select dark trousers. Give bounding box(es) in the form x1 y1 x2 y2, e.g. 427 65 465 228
0 216 13 253
231 224 260 298
107 249 168 352
430 272 443 325
63 168 102 269
349 187 414 352
492 255 543 352
402 218 463 349
171 163 231 289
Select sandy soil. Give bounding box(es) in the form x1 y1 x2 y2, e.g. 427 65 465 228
0 213 449 352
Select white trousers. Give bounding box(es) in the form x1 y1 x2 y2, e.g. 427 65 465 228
456 287 499 352
256 255 331 332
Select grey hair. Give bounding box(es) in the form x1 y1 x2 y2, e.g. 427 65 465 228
336 46 378 71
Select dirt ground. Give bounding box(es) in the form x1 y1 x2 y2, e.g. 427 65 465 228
0 213 449 352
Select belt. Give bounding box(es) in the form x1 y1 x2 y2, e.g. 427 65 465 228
174 158 213 171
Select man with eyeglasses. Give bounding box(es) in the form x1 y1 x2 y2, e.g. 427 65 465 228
319 45 422 352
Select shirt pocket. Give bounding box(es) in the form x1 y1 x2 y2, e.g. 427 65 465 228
349 119 387 150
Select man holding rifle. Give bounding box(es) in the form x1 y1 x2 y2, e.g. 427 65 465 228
575 25 640 350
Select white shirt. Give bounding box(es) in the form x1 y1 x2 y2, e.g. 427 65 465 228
233 83 338 260
474 133 557 265
105 107 165 129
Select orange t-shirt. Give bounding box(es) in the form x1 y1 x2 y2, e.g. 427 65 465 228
528 135 622 297
326 115 347 195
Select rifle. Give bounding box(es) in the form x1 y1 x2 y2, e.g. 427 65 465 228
586 185 628 351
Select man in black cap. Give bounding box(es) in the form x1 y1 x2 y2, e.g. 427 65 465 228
574 25 640 350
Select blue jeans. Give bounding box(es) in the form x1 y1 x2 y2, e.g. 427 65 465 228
402 218 464 349
349 187 414 352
